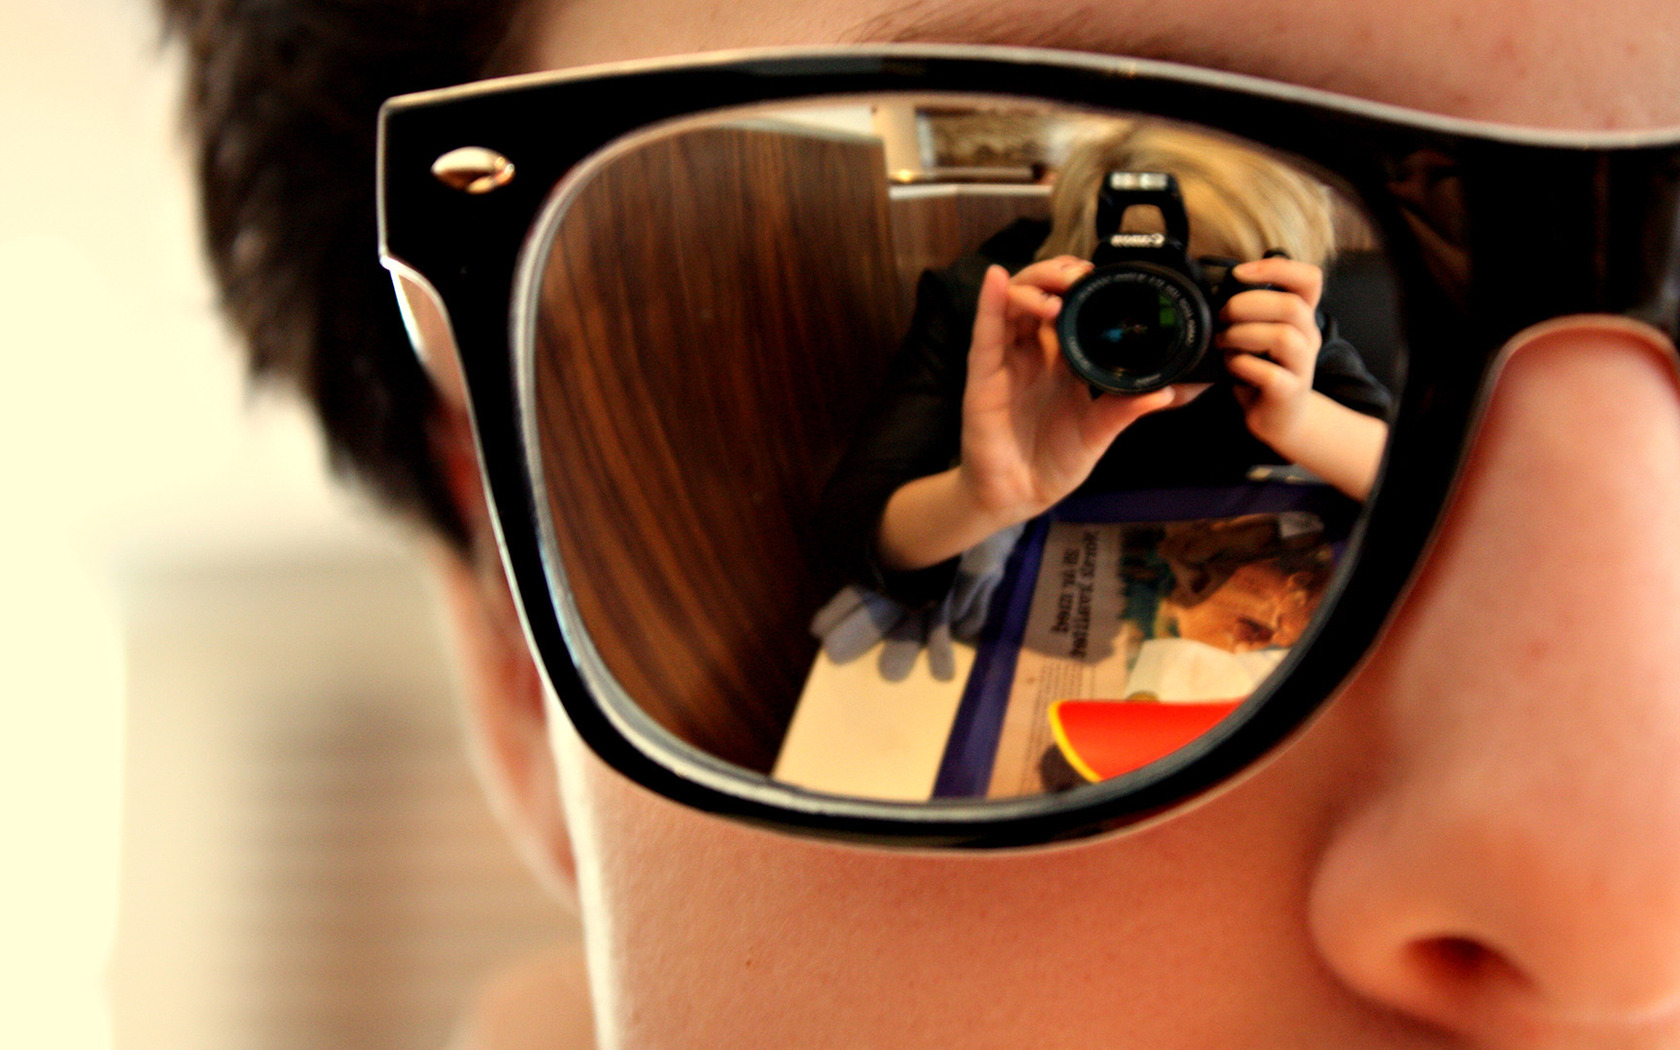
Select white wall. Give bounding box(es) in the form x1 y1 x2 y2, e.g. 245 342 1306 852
0 2 565 1047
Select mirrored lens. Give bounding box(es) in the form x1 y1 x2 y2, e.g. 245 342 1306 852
523 96 1402 804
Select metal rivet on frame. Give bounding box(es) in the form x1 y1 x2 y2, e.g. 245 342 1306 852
431 146 516 194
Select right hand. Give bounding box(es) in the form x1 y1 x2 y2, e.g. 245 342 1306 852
956 258 1189 525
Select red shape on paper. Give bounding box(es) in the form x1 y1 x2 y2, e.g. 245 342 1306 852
1050 700 1241 781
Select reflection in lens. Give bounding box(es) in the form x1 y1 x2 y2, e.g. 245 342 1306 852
524 98 1402 807
1071 275 1188 380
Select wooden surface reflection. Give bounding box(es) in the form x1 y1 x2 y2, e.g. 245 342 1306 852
534 124 903 771
887 184 1049 318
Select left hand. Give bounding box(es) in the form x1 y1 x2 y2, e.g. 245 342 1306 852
1217 256 1325 451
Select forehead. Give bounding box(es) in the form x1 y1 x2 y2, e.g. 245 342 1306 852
531 0 1680 129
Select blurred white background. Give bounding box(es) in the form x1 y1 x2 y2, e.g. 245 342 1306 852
0 0 568 1046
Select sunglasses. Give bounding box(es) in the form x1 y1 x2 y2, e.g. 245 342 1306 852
378 45 1680 847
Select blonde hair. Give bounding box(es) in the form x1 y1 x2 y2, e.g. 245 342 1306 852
1037 122 1338 267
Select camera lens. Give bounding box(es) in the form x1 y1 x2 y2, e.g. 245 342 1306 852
1075 280 1181 368
1057 265 1210 393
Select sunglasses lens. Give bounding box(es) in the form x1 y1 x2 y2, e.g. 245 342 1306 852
521 96 1402 804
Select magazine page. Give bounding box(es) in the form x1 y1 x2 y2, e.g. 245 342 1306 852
984 511 1332 797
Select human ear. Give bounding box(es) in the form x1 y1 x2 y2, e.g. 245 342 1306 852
396 269 578 904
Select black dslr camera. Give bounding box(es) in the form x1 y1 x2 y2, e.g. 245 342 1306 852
1055 171 1272 395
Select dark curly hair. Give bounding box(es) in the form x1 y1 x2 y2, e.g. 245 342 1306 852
158 0 528 548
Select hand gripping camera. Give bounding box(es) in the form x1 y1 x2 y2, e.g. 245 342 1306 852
1055 171 1272 395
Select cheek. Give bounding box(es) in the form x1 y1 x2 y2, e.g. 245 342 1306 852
546 690 1392 1047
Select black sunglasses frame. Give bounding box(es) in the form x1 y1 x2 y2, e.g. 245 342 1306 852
379 45 1680 848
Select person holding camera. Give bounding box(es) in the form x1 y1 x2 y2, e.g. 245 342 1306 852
823 123 1393 604
877 249 1384 573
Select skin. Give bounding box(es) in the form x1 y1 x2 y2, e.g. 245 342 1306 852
429 1 1680 1046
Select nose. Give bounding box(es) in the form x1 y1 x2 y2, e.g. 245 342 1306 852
1307 317 1680 1047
